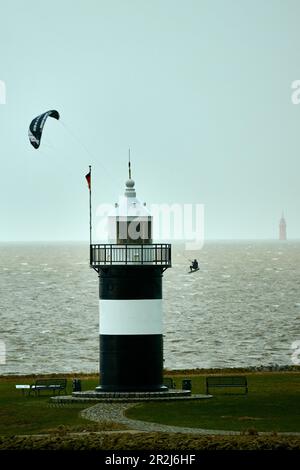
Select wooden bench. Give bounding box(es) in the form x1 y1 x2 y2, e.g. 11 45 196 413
163 377 176 389
30 378 67 396
206 376 248 395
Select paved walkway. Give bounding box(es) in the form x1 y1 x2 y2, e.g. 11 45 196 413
81 402 300 436
81 403 240 435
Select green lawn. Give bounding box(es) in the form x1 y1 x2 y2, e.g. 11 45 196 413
0 376 125 435
126 373 300 432
1 372 299 436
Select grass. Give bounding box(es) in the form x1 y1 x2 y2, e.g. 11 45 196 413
0 375 126 436
0 371 299 438
126 372 300 432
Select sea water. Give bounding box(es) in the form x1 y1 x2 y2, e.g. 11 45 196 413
0 241 299 375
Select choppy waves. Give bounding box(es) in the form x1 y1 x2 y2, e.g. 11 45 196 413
0 241 299 375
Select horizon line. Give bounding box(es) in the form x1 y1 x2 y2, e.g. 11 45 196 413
0 238 299 244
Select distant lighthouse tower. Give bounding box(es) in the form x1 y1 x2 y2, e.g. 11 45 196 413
90 159 171 391
279 212 287 241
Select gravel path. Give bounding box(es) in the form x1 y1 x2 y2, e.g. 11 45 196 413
81 403 239 435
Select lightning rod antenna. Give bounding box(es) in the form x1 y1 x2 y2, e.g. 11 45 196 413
128 148 131 179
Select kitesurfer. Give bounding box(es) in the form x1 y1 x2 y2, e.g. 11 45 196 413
190 259 198 272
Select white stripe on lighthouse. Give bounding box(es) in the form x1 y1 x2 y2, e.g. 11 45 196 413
99 299 163 335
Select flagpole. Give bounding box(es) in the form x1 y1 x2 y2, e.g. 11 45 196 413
87 165 92 266
89 165 92 245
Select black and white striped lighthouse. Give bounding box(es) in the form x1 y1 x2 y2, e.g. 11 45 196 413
90 163 171 391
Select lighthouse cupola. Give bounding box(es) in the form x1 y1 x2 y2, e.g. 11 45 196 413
111 175 152 245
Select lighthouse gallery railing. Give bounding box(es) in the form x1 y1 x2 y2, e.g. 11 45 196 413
90 243 171 268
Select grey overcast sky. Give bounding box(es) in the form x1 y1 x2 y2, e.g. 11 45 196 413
0 0 300 241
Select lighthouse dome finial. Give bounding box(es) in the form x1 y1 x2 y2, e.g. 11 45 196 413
126 178 135 188
125 148 136 197
125 177 136 197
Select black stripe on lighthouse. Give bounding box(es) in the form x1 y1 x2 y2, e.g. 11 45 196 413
98 266 164 391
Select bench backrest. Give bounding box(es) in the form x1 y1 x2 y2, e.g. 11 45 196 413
35 378 67 388
163 377 175 389
206 376 247 386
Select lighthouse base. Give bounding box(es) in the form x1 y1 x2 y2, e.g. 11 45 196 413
95 384 168 392
50 389 214 404
73 388 192 400
99 334 164 392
